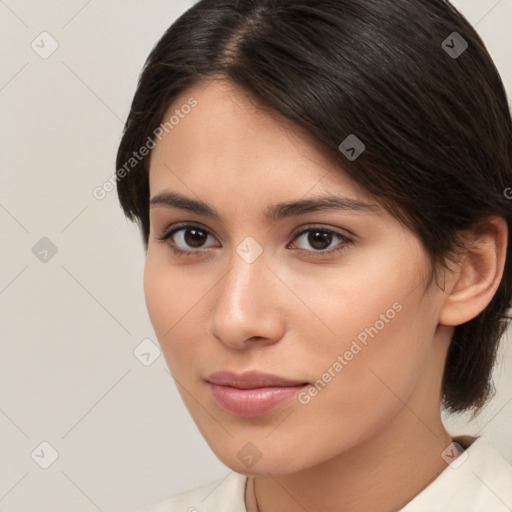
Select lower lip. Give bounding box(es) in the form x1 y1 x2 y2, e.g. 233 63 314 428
208 383 308 417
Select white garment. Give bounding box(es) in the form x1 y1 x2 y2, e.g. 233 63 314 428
139 436 512 512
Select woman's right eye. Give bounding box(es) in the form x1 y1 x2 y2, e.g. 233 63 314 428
156 223 219 256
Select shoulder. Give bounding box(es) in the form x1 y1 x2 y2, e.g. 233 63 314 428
137 472 248 512
400 436 512 511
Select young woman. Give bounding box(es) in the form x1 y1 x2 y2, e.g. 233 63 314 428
116 0 512 510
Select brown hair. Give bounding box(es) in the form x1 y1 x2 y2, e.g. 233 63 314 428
116 0 512 416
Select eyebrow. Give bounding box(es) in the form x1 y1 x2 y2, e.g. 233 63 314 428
149 190 380 221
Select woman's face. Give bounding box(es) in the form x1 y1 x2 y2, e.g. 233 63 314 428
144 79 451 475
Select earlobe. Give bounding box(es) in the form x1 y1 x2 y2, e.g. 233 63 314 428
439 216 508 327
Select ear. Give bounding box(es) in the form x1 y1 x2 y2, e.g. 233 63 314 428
439 216 508 327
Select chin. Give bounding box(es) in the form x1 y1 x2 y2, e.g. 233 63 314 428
225 456 306 477
205 438 315 476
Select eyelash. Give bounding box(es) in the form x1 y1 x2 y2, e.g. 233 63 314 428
156 222 354 259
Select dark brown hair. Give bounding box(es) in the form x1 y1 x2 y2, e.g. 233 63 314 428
116 0 512 416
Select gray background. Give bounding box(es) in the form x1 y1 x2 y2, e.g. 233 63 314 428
0 1 511 511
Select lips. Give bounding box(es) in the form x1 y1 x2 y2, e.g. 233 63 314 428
206 370 308 389
205 370 309 417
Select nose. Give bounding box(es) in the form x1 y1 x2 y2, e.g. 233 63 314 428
209 248 286 350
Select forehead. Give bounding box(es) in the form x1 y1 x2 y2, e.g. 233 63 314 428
148 78 374 204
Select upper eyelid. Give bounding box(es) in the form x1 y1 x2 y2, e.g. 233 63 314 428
159 222 218 241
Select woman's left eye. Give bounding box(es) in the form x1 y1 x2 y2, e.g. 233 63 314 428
156 223 352 258
289 227 352 256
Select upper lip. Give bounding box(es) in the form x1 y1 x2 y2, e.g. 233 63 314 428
206 371 308 389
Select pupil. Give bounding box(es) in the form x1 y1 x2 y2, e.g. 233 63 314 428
309 231 331 250
185 228 206 247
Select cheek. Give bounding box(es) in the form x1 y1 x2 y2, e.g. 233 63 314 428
143 252 212 374
284 242 434 415
143 254 187 359
278 238 426 355
143 254 171 335
282 291 435 468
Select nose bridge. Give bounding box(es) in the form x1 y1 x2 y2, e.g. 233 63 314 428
217 242 268 318
209 239 283 346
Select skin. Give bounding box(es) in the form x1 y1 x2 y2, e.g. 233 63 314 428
144 79 508 512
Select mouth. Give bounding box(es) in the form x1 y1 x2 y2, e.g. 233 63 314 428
205 370 309 417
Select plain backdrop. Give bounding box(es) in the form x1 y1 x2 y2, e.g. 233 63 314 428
0 1 511 511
